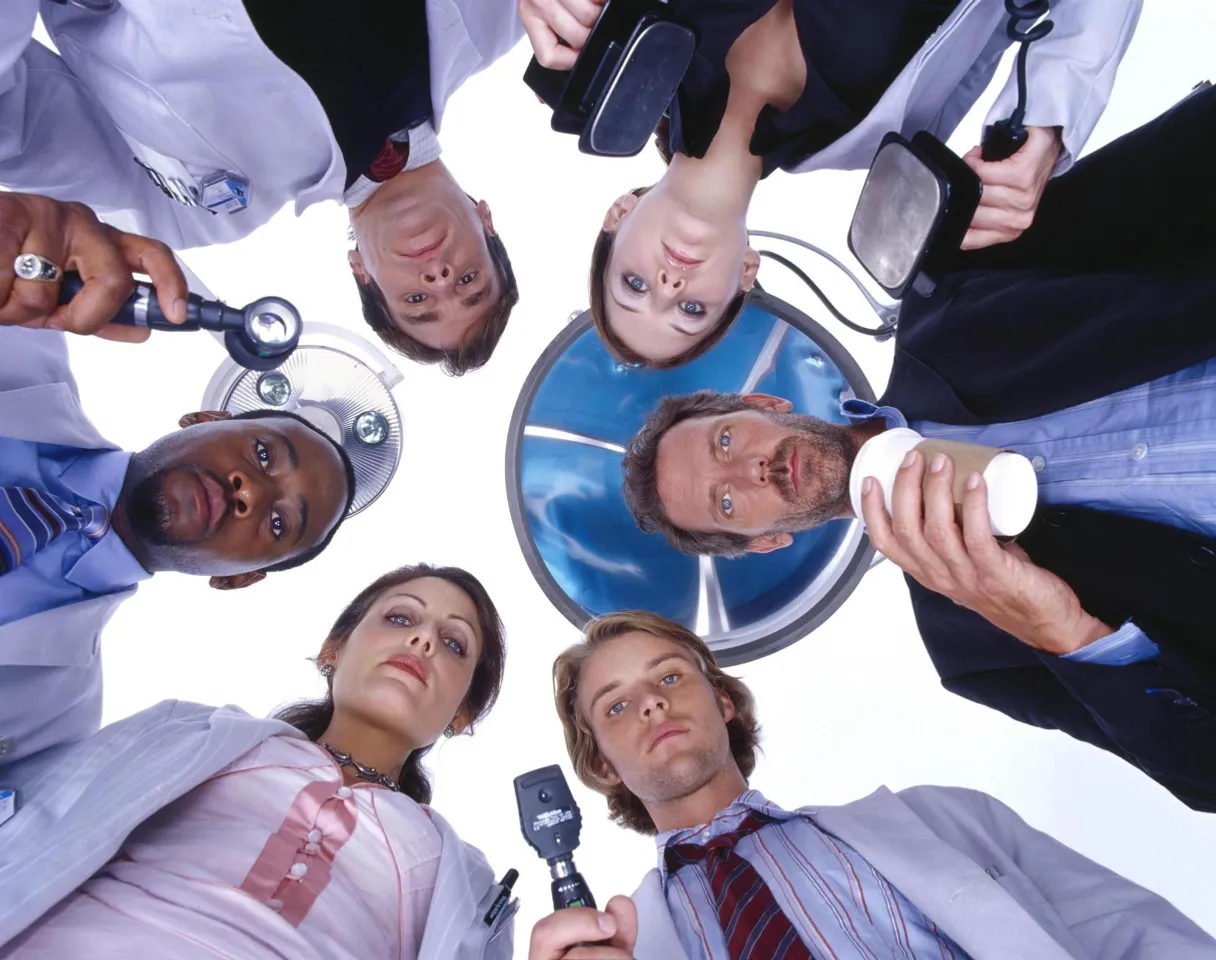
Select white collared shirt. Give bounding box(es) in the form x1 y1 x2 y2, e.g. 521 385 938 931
343 121 443 210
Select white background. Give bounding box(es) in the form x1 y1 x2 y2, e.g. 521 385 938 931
54 3 1216 952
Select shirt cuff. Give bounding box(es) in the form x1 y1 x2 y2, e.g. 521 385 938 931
1061 621 1160 666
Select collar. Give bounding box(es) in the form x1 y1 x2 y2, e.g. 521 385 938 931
655 790 811 889
57 450 151 593
840 397 909 430
343 121 443 210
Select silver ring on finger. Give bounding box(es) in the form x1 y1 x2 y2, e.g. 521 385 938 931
13 254 63 283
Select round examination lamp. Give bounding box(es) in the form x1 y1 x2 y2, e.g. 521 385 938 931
201 324 404 517
506 290 877 666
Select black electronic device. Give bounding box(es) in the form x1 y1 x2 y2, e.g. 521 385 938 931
514 765 597 911
59 271 301 371
523 0 695 157
849 0 1054 298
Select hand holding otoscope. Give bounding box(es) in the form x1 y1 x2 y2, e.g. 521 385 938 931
517 765 638 960
2 192 300 369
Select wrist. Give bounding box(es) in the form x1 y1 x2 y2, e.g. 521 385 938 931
1034 612 1115 656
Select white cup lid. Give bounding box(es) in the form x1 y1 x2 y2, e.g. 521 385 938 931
983 452 1039 537
848 428 923 521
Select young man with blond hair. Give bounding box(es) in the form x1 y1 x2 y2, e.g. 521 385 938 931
529 611 1215 960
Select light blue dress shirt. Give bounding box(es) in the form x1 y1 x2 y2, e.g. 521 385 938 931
0 437 149 628
657 790 970 960
838 358 1216 667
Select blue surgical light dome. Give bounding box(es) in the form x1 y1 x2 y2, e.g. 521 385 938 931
507 291 877 664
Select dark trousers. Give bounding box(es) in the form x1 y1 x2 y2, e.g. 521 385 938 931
955 82 1216 273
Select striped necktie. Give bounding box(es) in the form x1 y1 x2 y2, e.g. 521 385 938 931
665 813 813 960
0 486 109 575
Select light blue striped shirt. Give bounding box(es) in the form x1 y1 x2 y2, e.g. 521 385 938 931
844 356 1216 667
657 791 970 960
0 438 148 628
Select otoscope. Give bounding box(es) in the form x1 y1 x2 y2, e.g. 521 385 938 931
515 765 597 911
58 271 301 371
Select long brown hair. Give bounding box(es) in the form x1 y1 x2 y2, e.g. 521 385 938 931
553 611 760 835
275 564 507 804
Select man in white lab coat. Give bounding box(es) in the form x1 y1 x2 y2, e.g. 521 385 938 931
530 611 1216 959
0 0 524 373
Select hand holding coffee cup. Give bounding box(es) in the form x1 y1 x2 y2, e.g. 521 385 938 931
848 428 1037 537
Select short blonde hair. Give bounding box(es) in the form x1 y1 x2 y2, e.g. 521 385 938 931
552 611 760 835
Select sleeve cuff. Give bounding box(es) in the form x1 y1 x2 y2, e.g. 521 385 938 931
1061 621 1160 666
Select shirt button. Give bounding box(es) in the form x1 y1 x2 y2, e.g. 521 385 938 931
1130 442 1148 461
1188 545 1216 568
304 843 320 855
0 738 13 758
336 786 353 799
1030 455 1045 472
268 899 283 911
289 863 308 879
307 829 322 844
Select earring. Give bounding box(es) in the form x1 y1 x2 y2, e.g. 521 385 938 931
320 664 334 679
443 724 456 738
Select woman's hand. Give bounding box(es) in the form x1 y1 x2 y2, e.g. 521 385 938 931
519 0 605 70
961 126 1063 250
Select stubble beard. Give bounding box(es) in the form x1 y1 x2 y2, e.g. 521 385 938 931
766 412 854 533
631 739 733 808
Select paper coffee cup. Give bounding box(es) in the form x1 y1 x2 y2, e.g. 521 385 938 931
849 429 1038 537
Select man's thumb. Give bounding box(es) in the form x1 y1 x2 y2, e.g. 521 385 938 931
604 896 638 951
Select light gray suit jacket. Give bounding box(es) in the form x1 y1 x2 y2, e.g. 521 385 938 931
0 700 515 959
631 786 1215 959
793 0 1142 176
0 327 136 769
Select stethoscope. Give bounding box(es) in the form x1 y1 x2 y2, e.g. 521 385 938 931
58 272 302 371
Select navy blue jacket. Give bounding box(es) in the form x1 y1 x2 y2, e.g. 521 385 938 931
879 86 1216 811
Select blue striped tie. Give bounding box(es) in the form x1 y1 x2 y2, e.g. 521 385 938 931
0 486 109 575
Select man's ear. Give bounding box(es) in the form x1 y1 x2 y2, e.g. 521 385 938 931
716 688 737 725
210 571 267 591
591 751 622 788
746 532 794 554
602 193 641 234
475 199 496 238
348 248 370 286
178 410 231 429
740 248 761 292
740 393 793 414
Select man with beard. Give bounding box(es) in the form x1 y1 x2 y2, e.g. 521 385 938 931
528 612 1215 959
0 314 353 771
618 87 1216 814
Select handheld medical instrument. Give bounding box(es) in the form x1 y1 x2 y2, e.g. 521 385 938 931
59 271 301 371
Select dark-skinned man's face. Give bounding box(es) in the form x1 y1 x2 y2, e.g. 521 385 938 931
117 413 348 584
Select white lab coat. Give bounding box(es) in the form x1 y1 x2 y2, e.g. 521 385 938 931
791 0 1142 176
0 326 135 770
0 0 523 249
631 786 1216 960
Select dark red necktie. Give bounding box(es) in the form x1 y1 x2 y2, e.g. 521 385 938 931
665 813 813 960
366 137 410 183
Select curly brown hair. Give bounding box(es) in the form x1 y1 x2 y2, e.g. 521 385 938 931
553 611 761 835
